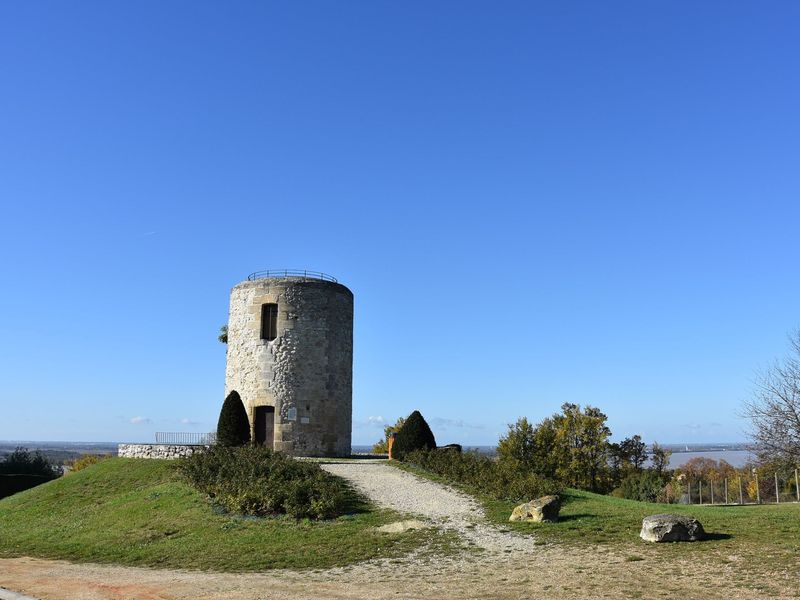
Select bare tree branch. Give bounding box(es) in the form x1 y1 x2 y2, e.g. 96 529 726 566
743 329 800 465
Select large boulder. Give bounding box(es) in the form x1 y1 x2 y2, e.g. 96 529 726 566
509 495 560 523
640 514 706 542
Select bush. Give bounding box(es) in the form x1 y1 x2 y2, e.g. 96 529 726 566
436 444 462 453
67 454 110 473
405 449 562 502
392 410 436 460
217 391 251 447
613 470 667 503
0 448 61 479
178 445 348 519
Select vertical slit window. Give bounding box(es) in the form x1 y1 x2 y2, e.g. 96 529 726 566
261 303 278 341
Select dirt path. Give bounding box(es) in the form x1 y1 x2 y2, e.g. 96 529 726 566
4 545 797 600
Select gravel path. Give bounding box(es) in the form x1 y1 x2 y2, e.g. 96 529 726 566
321 461 537 554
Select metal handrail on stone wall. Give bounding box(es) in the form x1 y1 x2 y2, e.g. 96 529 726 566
247 269 338 283
154 432 217 445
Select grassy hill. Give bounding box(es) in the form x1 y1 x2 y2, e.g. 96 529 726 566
0 458 433 571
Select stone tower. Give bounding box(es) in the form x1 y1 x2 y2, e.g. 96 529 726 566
224 270 353 457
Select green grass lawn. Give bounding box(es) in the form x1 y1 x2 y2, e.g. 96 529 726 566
394 461 800 573
0 458 436 571
493 489 800 575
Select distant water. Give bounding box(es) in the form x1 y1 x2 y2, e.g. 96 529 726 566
667 450 753 469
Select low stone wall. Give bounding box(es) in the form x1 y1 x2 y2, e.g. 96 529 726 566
117 444 209 460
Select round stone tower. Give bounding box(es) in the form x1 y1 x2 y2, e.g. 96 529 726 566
224 270 353 457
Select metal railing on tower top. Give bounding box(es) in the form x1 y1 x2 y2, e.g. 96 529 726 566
247 269 338 283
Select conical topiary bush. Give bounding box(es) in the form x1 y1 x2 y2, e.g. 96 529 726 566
392 410 436 460
217 391 251 446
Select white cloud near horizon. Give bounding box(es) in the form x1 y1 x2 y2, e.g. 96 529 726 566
129 416 151 425
352 416 386 429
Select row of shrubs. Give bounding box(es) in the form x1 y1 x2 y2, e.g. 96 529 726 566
177 445 349 520
404 448 562 502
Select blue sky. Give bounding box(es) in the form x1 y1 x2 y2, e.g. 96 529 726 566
1 2 798 446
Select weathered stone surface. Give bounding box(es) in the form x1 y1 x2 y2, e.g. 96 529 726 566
376 520 428 533
117 444 207 460
225 276 353 457
640 514 706 542
509 495 560 523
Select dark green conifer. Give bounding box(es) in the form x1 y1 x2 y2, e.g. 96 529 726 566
216 391 251 446
393 410 436 460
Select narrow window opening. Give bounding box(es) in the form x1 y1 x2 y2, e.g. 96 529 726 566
261 303 278 341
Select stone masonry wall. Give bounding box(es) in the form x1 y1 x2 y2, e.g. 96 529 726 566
117 444 207 459
224 277 353 457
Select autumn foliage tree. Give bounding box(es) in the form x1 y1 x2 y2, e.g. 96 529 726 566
677 457 736 481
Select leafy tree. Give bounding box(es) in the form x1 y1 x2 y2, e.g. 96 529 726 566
497 417 536 465
553 403 612 492
497 416 560 480
608 441 625 484
620 435 647 470
216 391 251 447
393 410 436 460
609 436 654 487
372 417 406 453
501 405 612 492
650 442 672 476
0 448 61 478
218 325 228 344
743 329 800 466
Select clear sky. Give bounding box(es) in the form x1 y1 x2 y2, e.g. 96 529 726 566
1 2 798 446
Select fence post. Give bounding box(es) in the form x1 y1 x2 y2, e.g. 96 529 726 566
775 472 780 504
755 472 760 504
699 481 703 505
795 469 799 503
710 480 714 504
739 476 743 504
725 478 728 505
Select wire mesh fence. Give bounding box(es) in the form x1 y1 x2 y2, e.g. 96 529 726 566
686 469 800 504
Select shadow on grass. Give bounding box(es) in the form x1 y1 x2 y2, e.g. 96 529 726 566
556 513 595 522
703 532 733 541
340 483 372 516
